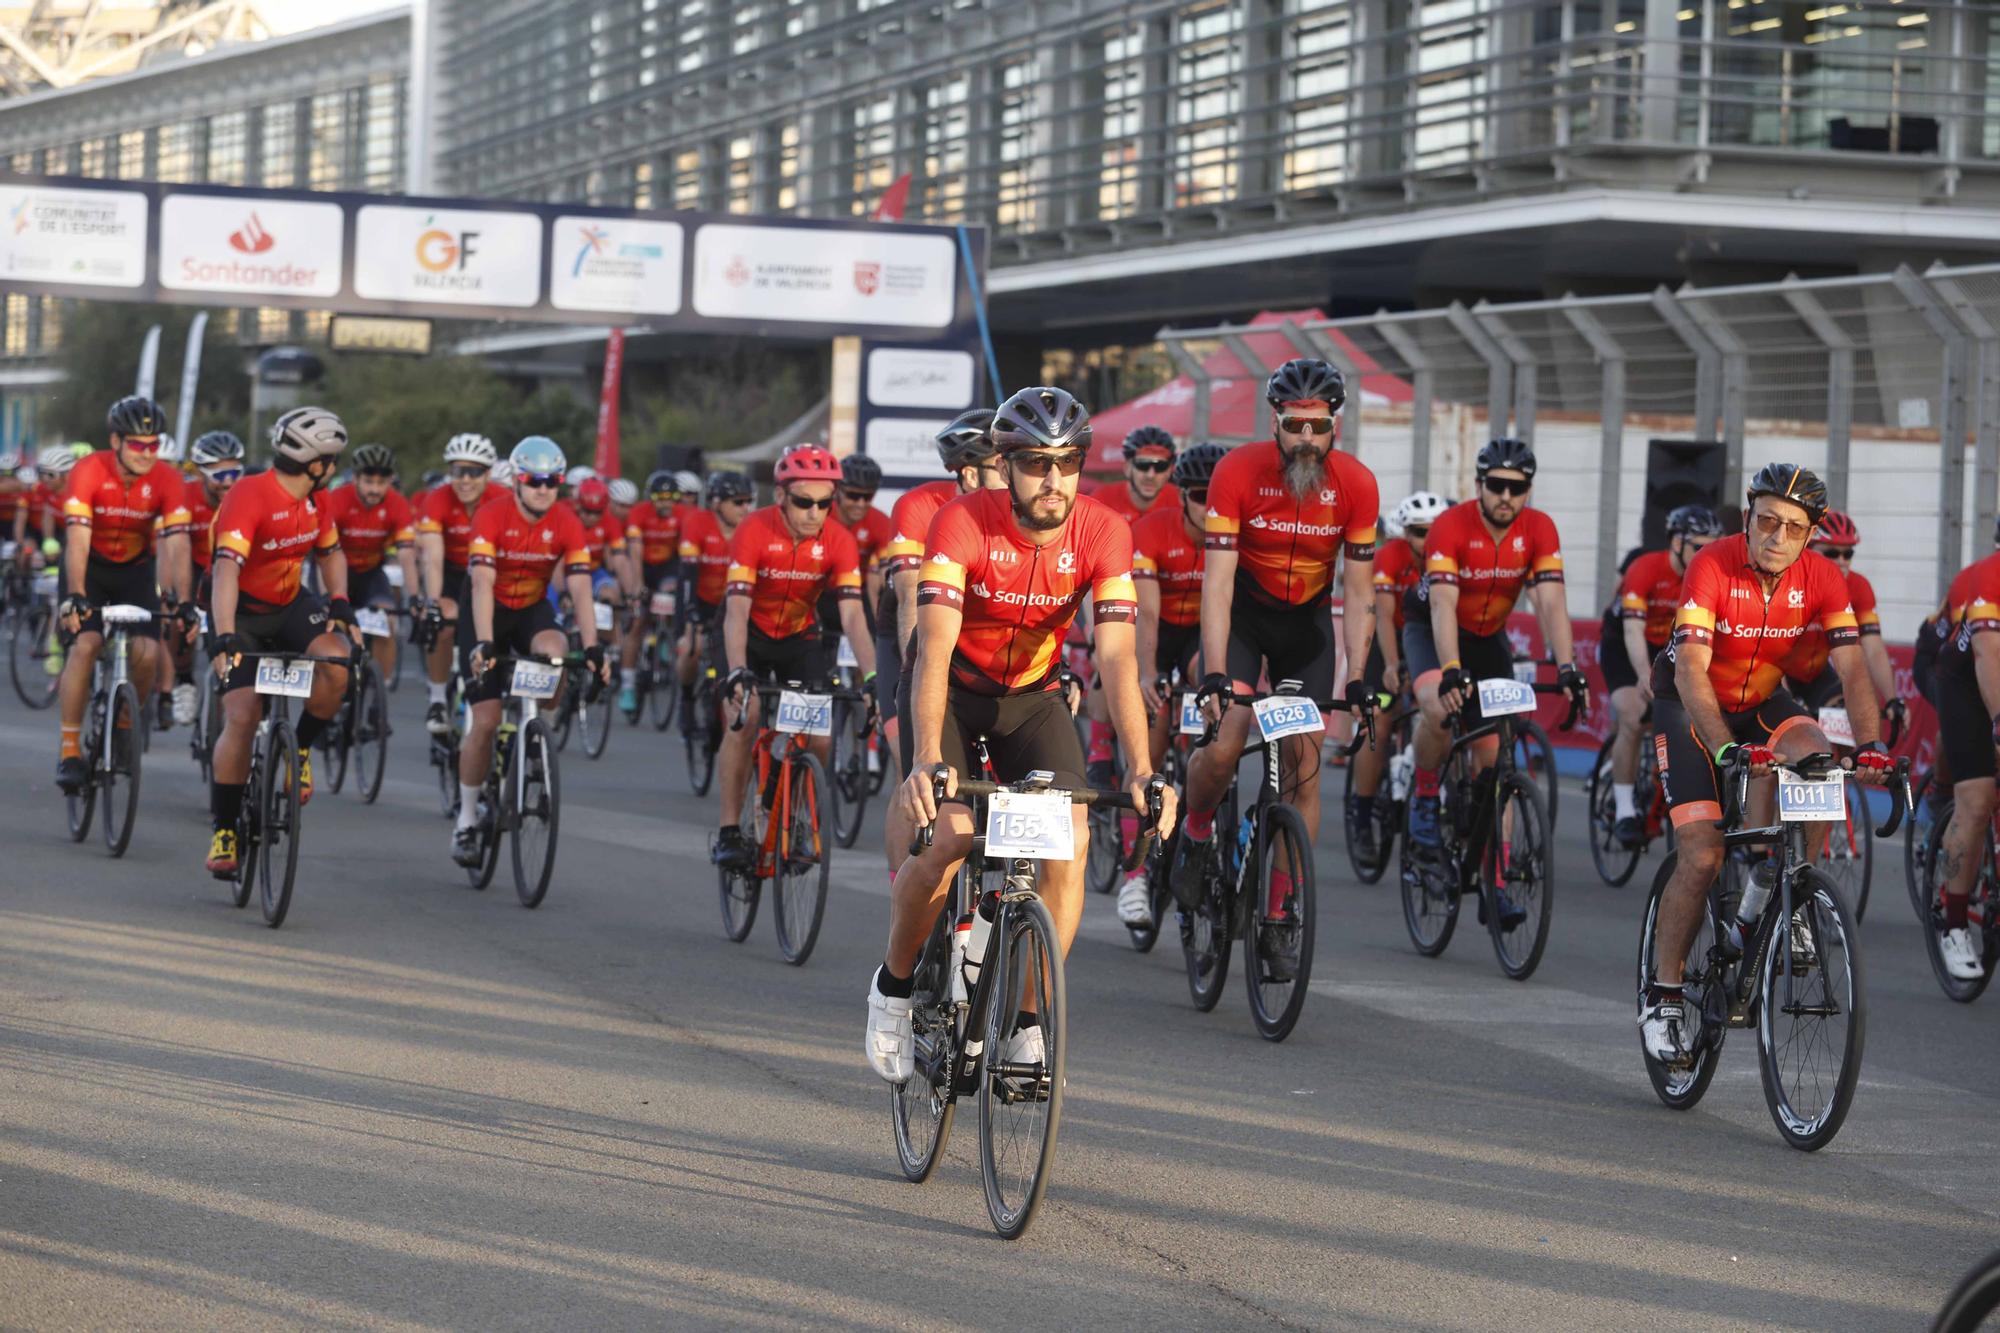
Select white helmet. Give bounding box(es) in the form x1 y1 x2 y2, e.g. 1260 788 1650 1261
489 458 514 486
15 465 36 485
674 470 702 495
607 478 639 506
270 407 349 464
567 465 599 486
35 444 79 480
156 432 182 463
1392 491 1450 532
443 432 497 467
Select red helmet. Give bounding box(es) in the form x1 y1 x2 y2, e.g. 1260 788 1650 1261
1815 509 1859 546
576 478 609 510
774 445 843 485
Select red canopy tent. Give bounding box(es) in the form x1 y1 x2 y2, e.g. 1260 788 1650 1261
1086 310 1413 473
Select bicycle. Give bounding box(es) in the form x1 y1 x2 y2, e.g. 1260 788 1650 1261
1636 749 1909 1150
681 656 723 795
9 570 62 710
891 767 1162 1239
1585 708 1670 887
548 615 613 761
314 641 390 804
1912 793 2000 1002
1398 675 1577 981
189 635 224 783
63 603 152 858
1935 1246 2000 1332
1508 656 1561 826
1907 768 1944 920
1125 685 1203 954
458 652 582 908
223 650 353 928
828 639 881 849
626 589 680 731
1343 700 1415 885
716 680 844 965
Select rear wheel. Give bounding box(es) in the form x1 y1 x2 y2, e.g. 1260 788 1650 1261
510 717 560 908
1918 810 1998 1003
1819 778 1873 922
467 769 501 892
1180 846 1233 1012
718 749 764 941
259 718 301 929
1086 794 1127 896
1515 720 1559 827
9 603 60 709
1636 852 1724 1109
648 644 678 731
1246 804 1315 1041
1342 755 1395 884
1398 825 1459 957
684 679 718 795
976 895 1066 1240
829 698 869 849
66 692 101 843
1485 772 1554 980
101 682 143 858
891 911 956 1183
1756 867 1865 1151
580 686 611 759
324 684 352 794
773 753 830 964
353 660 389 805
1587 735 1643 887
1907 772 1940 921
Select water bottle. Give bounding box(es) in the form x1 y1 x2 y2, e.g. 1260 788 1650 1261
963 895 994 994
1389 746 1415 802
949 912 973 1005
1236 814 1253 859
1725 861 1776 957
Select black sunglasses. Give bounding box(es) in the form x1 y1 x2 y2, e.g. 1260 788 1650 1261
1129 458 1172 474
1183 487 1208 505
1279 415 1335 437
1008 450 1087 478
518 473 563 490
840 488 875 502
1816 545 1856 560
1404 524 1431 540
788 493 835 512
1482 475 1531 497
450 464 489 480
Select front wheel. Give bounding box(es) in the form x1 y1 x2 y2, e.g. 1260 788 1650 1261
510 717 560 909
10 604 60 710
829 699 869 850
648 655 678 732
891 911 956 1183
718 750 764 941
977 894 1066 1240
1756 867 1865 1151
1935 1248 2000 1333
1180 851 1233 1011
1085 798 1125 896
773 752 830 964
1817 777 1872 922
1636 852 1724 1109
1916 809 1998 1003
1245 804 1315 1042
1515 720 1559 827
353 660 389 805
1907 772 1941 922
1587 735 1643 887
1485 772 1554 981
101 681 143 858
579 686 612 760
66 693 101 843
259 719 302 928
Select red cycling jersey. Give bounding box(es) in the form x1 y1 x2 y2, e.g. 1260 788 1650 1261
1940 552 2000 665
62 450 191 564
1131 505 1204 628
879 480 960 580
1087 478 1182 526
1372 536 1423 634
577 510 622 571
467 496 592 611
1781 566 1880 683
917 488 1137 696
321 483 415 574
416 484 493 569
185 491 216 572
1422 501 1564 638
19 481 62 538
212 470 338 609
725 506 861 639
677 509 734 605
1204 442 1378 606
841 506 895 574
1660 536 1859 711
627 501 684 568
1617 548 1684 649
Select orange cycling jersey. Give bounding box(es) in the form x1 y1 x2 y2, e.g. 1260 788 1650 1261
1781 566 1880 683
1088 478 1181 526
841 506 894 574
677 509 734 605
725 506 861 638
879 480 959 579
627 501 685 567
1131 505 1204 628
321 483 414 574
467 496 592 610
20 481 62 536
1204 442 1378 606
62 450 191 564
212 470 338 608
185 492 216 572
1660 535 1858 712
578 511 622 570
1616 548 1684 649
416 485 493 569
917 488 1137 696
1371 537 1423 634
1940 551 2000 665
1422 501 1564 637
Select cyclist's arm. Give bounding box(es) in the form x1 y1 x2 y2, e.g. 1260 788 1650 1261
1973 632 2000 719
1198 546 1237 678
836 598 877 677
1372 589 1401 677
1860 633 1897 707
625 534 644 578
1825 642 1881 746
863 560 884 612
1095 620 1154 783
907 600 960 770
418 531 444 601
161 530 192 604
1340 551 1375 686
1134 580 1161 688
469 563 497 645
1527 580 1576 667
62 514 89 600
893 565 920 660
9 505 24 546
317 545 350 603
211 554 241 637
722 592 749 675
1623 617 1651 687
1670 641 1738 758
1428 582 1463 671
395 541 420 605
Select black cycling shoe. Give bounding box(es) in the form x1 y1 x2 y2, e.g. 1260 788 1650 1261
54 755 87 794
1350 820 1379 864
451 826 483 867
425 702 451 737
1479 887 1527 932
1168 831 1211 909
155 691 173 731
712 825 756 872
1258 919 1301 983
1613 815 1643 849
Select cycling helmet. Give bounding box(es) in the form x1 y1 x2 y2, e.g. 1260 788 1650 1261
35 444 78 480
1665 503 1723 538
442 433 497 467
1122 425 1177 460
1170 443 1229 490
269 406 349 464
420 468 446 490
674 469 703 495
1475 437 1537 480
351 442 396 474
1815 509 1859 546
575 478 610 510
644 469 680 498
991 387 1091 452
775 445 843 485
841 454 882 492
508 435 567 480
190 430 245 467
707 470 754 504
106 394 167 438
1745 462 1829 525
608 477 639 506
1264 358 1346 412
567 465 599 486
936 409 998 471
489 459 514 486
156 433 182 464
1392 491 1451 531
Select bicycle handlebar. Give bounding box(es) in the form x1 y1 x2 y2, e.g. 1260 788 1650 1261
1715 748 1912 839
912 769 1168 873
726 679 874 732
1449 679 1582 733
1194 690 1377 757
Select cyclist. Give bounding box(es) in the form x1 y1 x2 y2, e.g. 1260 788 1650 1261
14 445 75 566
1167 359 1380 909
418 468 447 493
322 442 418 685
54 396 193 795
416 433 498 736
1602 503 1723 848
867 387 1174 1082
1638 463 1894 1063
606 476 638 528
1779 509 1903 730
1087 424 1180 523
620 469 687 716
1346 489 1450 863
452 437 607 865
1399 439 1590 884
204 408 355 876
674 469 754 717
835 454 893 617
573 477 635 614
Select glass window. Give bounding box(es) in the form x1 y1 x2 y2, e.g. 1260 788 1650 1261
774 122 799 211
673 147 702 208
207 112 248 185
363 79 399 191
117 129 148 178
727 135 755 213
1173 2 1240 208
1097 27 1143 220
850 92 896 216
308 91 347 189
38 298 62 352
262 102 298 187
3 294 28 358
924 76 969 221
156 123 197 183
996 58 1041 231
634 160 656 208
78 138 109 178
1287 0 1353 192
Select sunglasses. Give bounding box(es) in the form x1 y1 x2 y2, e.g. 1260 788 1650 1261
719 496 751 506
1130 458 1172 474
1183 488 1208 505
840 488 875 502
450 464 490 480
1752 512 1813 541
1815 545 1856 560
788 493 835 512
122 436 162 453
203 467 244 484
650 491 680 502
1404 524 1431 541
1482 476 1531 497
1279 416 1335 437
1008 450 1087 478
518 473 563 490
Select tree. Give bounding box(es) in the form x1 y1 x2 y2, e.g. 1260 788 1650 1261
45 302 250 445
317 353 594 476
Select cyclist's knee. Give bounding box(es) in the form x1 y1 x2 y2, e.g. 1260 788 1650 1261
1953 778 1997 818
1673 827 1724 878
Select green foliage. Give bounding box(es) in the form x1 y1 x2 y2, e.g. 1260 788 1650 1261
318 354 594 474
45 303 249 444
621 352 822 478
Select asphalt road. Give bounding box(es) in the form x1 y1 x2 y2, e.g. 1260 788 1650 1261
2 669 1997 1331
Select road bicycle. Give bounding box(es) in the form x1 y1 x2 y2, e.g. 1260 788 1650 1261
1343 700 1416 885
716 680 843 965
681 655 723 795
428 666 466 819
1636 749 1909 1150
548 616 613 761
626 588 680 731
1509 655 1561 826
1907 768 1944 918
221 650 353 928
63 603 152 858
1801 703 1888 921
457 652 582 908
1584 709 1671 887
314 641 390 804
829 640 888 848
1125 679 1203 954
9 569 62 710
1912 793 2000 1002
892 767 1162 1239
1399 676 1577 981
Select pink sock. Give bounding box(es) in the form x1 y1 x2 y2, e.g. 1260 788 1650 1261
1184 807 1215 841
1268 869 1294 917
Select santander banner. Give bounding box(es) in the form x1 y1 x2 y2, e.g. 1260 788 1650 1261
158 193 342 297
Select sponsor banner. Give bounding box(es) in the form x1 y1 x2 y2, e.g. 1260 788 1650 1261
158 194 342 297
353 205 542 307
863 416 954 480
550 216 683 316
867 347 975 410
0 183 146 288
691 224 955 328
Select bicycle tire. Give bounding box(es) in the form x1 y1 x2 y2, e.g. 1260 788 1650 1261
197 669 223 784
385 630 402 692
977 893 1066 1240
1180 841 1233 1011
829 699 867 850
1341 752 1395 885
101 681 143 859
580 687 612 760
684 684 717 795
1917 810 1997 1004
891 910 956 1183
510 717 560 909
1398 830 1458 958
1756 867 1865 1150
325 687 352 795
354 660 389 805
865 720 891 796
1126 835 1169 953
1934 1248 2000 1333
718 752 763 941
773 752 831 964
1586 735 1644 887
1486 772 1554 981
11 604 59 709
232 743 259 911
260 717 301 929
66 692 101 843
649 657 677 732
466 765 501 891
1515 720 1559 827
1634 852 1725 1109
1086 802 1122 895
1246 803 1315 1041
1819 777 1872 923
549 696 574 751
1907 772 1939 921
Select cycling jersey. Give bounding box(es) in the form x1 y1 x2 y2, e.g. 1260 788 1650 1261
577 511 622 571
1657 535 1857 712
211 470 338 609
62 450 191 564
1421 501 1563 637
1780 566 1880 683
879 480 959 580
467 496 593 611
416 484 492 569
185 492 216 572
840 506 895 575
627 501 684 567
321 483 415 574
725 505 861 639
1131 506 1204 628
1371 537 1422 634
19 482 61 536
1204 442 1378 607
677 509 733 606
1088 478 1181 525
1616 548 1683 649
917 488 1137 697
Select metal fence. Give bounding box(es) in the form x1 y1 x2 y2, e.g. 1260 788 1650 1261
1158 259 2000 639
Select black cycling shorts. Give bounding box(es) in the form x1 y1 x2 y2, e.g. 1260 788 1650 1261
438 564 468 611
460 598 561 704
1934 657 1994 783
1785 664 1843 712
643 560 677 593
1155 621 1200 679
349 565 394 609
745 626 832 690
1225 577 1336 705
1914 616 1944 707
1599 621 1661 694
1653 689 1811 826
224 593 333 694
937 685 1086 807
1401 617 1514 724
75 553 159 638
875 625 902 734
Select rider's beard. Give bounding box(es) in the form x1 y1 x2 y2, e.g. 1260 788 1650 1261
1282 443 1325 501
1012 488 1071 532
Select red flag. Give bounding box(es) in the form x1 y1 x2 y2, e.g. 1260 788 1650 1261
872 174 912 222
594 328 624 478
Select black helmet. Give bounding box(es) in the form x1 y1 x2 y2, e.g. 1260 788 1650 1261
1171 443 1229 490
1264 358 1346 412
1745 462 1829 525
841 454 882 492
107 394 167 438
644 469 680 498
1665 503 1722 538
351 442 396 475
936 408 998 471
707 470 754 504
1122 425 1176 460
189 430 245 467
991 387 1091 452
1475 437 1537 480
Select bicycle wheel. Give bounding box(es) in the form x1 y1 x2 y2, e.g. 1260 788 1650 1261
1485 771 1554 981
101 682 143 858
865 720 891 796
468 772 501 891
233 748 259 911
1086 801 1123 895
1818 778 1872 922
1126 835 1169 954
1246 804 1315 1041
829 700 869 850
324 688 352 795
1935 1248 2000 1333
1635 852 1725 1109
353 660 389 805
1514 720 1559 826
259 717 301 929
197 670 223 784
1398 830 1458 958
1907 772 1940 921
718 752 763 941
550 696 574 751
977 893 1066 1240
684 682 717 795
773 752 830 964
1180 846 1233 1011
1756 866 1865 1151
1917 812 1998 1003
891 911 956 1183
1586 735 1643 887
1341 757 1394 885
385 631 403 692
648 656 677 732
510 717 560 908
580 687 611 759
66 693 101 843
11 604 59 709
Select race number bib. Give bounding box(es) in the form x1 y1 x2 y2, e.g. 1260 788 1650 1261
773 690 833 736
32 573 57 598
1252 694 1324 742
984 789 1075 861
1777 771 1846 823
1179 693 1206 736
355 607 392 638
837 636 859 669
1476 677 1538 717
1512 658 1538 685
650 590 676 616
593 602 614 633
1817 707 1854 748
254 658 314 698
509 659 561 700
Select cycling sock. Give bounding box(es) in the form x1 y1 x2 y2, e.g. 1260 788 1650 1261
1414 766 1440 799
1012 1011 1041 1034
1352 793 1375 820
59 724 80 760
294 712 327 749
456 784 482 831
1646 980 1684 1006
621 667 637 688
1183 807 1215 841
1612 782 1636 819
1268 869 1293 917
426 680 446 706
211 782 244 831
875 963 914 999
1087 721 1114 765
1943 892 1971 930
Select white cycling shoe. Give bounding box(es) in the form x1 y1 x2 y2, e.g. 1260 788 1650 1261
865 973 914 1083
1638 993 1699 1067
1116 873 1153 927
170 682 197 726
1940 927 1985 981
